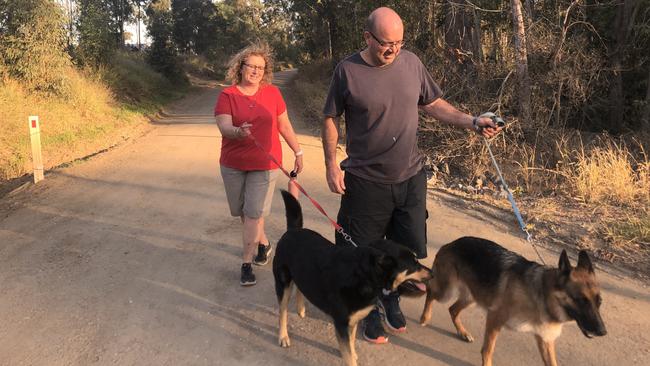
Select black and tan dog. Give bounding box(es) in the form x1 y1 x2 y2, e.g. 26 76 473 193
273 190 431 366
419 236 606 366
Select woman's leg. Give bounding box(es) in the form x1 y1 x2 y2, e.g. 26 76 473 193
242 215 263 263
258 217 269 245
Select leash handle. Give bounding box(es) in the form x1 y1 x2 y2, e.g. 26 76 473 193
479 112 506 128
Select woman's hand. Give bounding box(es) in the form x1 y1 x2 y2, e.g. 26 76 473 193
237 122 252 139
293 154 304 175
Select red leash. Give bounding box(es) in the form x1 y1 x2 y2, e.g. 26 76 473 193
246 134 357 246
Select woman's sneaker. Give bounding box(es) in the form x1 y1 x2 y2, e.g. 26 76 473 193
253 243 272 266
240 263 256 286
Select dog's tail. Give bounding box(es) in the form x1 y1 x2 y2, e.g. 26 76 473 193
280 190 303 230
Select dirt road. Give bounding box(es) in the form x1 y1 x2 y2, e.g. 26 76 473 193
1 70 648 366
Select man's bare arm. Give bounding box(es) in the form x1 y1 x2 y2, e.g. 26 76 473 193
419 98 501 138
322 116 345 194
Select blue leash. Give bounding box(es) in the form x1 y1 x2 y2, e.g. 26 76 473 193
480 113 545 264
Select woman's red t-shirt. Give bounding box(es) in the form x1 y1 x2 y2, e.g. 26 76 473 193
214 84 286 170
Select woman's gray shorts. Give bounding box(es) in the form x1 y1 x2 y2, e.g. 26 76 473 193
220 166 279 218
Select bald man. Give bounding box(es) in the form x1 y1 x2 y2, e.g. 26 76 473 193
322 7 501 344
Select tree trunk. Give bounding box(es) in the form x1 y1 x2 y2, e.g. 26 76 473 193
427 0 435 50
643 66 650 132
524 0 535 23
444 1 478 69
472 9 483 66
608 0 638 131
511 0 532 125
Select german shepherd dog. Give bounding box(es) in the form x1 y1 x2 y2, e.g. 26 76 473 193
419 237 606 366
273 190 431 366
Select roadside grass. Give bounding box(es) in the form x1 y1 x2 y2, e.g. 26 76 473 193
104 51 185 112
0 51 186 181
605 212 650 248
286 60 333 130
572 141 649 205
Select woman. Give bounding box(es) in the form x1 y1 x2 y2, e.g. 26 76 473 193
214 43 303 286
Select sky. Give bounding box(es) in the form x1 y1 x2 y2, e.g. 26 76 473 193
125 19 151 46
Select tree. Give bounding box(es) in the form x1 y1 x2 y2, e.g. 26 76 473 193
172 0 217 55
108 0 135 46
0 0 71 95
147 0 184 81
77 0 119 65
608 0 640 132
510 0 532 125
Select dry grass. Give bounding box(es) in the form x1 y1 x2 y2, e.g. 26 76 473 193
0 68 144 180
572 142 647 205
0 52 182 181
604 212 650 247
287 60 332 127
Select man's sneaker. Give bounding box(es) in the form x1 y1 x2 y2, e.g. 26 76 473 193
240 263 256 286
378 291 406 332
362 309 389 344
253 242 272 266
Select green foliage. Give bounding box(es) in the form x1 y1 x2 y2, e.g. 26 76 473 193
76 0 120 66
171 0 217 54
104 50 182 108
0 0 71 95
146 0 186 83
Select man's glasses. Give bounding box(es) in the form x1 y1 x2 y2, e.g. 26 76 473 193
368 31 405 49
243 63 265 71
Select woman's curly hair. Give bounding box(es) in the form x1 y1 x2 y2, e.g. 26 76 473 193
225 42 274 85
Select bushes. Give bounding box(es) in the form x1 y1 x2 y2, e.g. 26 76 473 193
0 0 71 96
104 51 179 106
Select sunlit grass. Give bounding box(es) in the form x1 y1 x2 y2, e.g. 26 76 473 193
0 52 184 180
604 212 650 247
572 142 649 206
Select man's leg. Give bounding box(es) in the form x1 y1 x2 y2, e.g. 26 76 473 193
335 173 392 247
382 169 428 331
336 172 393 344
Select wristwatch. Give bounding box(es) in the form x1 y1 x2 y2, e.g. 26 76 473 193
472 116 480 131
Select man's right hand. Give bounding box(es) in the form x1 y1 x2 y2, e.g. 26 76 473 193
326 164 346 194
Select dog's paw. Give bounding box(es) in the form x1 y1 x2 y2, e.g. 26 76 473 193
279 336 291 347
297 309 305 318
458 331 474 343
419 315 430 326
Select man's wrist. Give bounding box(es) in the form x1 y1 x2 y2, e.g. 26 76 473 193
472 116 480 131
325 158 337 168
294 150 303 157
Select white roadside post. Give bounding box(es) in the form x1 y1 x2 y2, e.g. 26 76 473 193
28 116 44 183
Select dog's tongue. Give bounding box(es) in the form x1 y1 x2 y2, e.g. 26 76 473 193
414 282 426 292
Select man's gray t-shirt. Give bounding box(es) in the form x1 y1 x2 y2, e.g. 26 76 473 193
323 50 443 184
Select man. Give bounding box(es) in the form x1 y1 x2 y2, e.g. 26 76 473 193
322 7 502 344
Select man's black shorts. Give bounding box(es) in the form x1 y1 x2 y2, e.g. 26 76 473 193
335 169 428 258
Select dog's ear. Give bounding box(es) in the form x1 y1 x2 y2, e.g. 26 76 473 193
558 249 572 276
577 250 595 273
555 250 573 288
